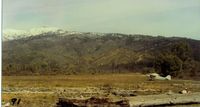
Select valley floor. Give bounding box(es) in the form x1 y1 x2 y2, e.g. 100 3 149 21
2 73 200 107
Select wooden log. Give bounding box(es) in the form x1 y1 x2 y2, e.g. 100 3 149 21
128 92 200 107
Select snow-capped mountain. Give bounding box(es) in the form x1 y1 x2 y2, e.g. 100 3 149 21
3 26 66 41
3 29 29 41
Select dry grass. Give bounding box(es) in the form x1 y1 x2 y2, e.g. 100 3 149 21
2 73 200 90
2 73 146 88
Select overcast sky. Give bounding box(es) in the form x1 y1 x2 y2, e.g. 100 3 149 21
3 0 200 39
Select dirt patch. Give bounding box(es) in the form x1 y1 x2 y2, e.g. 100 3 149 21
56 97 129 107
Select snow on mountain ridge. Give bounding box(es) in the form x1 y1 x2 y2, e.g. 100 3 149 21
29 27 62 35
3 27 124 41
3 27 66 41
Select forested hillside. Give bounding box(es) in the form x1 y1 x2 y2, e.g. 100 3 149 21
2 32 200 79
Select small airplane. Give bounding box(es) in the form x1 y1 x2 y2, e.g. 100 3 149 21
146 73 171 81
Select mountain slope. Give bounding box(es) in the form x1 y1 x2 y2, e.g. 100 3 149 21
2 31 200 79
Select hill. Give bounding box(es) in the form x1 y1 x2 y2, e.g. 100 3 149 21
2 31 200 79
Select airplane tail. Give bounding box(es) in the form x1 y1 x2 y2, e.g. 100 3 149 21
165 75 171 80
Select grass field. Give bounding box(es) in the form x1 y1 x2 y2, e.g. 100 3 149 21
2 73 200 107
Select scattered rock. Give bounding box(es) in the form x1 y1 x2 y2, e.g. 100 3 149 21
2 102 10 107
179 88 189 94
166 90 174 95
179 90 188 94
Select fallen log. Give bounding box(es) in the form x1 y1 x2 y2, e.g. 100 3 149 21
128 92 200 107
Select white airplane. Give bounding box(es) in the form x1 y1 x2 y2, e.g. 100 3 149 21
146 73 171 81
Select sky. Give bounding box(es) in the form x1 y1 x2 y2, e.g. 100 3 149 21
3 0 200 39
